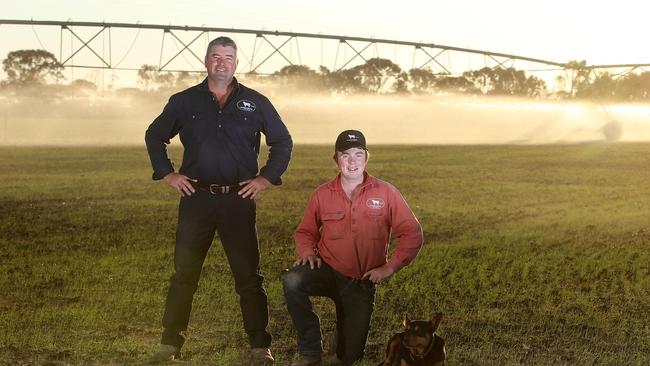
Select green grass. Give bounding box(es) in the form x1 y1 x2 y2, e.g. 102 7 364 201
1 144 649 365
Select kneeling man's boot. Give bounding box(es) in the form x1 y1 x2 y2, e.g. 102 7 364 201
250 347 275 365
291 353 322 366
149 344 180 363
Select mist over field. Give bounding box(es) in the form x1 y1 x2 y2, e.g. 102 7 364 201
1 86 649 146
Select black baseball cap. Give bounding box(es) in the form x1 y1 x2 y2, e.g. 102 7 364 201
335 130 367 152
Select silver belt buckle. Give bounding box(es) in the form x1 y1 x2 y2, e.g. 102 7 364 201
209 184 226 194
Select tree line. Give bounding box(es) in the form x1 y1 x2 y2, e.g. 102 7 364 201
3 49 650 101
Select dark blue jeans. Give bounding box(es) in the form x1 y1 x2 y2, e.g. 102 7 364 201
282 261 376 364
160 189 271 349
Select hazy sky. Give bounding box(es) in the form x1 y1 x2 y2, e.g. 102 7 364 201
1 0 647 66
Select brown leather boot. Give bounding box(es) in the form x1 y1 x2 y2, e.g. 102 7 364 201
149 344 180 363
290 353 322 366
250 347 275 365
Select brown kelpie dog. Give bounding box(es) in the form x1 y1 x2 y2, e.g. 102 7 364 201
378 313 446 366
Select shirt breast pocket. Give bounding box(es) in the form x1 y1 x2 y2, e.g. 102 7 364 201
366 209 385 239
321 211 346 240
232 111 261 142
182 112 210 139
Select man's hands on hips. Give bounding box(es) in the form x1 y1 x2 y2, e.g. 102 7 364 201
293 254 322 269
238 176 272 199
164 172 197 197
362 264 395 284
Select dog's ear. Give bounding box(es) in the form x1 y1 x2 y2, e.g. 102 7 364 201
403 314 411 328
430 312 443 332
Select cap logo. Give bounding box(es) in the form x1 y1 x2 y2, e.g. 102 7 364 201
237 99 256 112
367 198 385 209
335 130 366 152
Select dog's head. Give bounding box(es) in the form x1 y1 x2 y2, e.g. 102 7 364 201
402 312 443 359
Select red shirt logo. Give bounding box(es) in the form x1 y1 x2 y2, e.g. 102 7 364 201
366 198 385 209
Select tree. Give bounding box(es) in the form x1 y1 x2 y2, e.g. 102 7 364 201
578 72 616 99
463 67 546 96
69 79 97 95
174 71 201 89
274 64 318 77
434 76 478 94
272 65 325 91
323 68 364 94
560 60 591 96
137 64 157 90
2 49 64 85
615 72 650 101
463 67 492 93
346 58 404 93
395 71 409 94
408 67 438 93
522 74 547 97
137 64 176 90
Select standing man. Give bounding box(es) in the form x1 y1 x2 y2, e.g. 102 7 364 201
145 36 292 365
282 130 423 365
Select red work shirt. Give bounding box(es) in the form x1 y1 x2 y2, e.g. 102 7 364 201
294 173 423 279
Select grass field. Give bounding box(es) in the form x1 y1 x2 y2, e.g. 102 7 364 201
0 144 649 365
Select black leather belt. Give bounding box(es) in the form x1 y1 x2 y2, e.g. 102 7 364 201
195 182 241 195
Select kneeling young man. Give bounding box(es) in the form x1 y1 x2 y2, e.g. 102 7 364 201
282 130 423 365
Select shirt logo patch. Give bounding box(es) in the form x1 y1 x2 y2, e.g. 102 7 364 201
237 99 256 112
366 198 385 209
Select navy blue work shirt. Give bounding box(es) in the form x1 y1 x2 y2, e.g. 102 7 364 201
145 77 293 185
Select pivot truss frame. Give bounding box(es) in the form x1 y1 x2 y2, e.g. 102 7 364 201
2 19 649 77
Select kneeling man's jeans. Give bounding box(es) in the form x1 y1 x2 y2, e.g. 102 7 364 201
282 261 376 363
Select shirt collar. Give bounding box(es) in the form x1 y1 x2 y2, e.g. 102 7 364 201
197 76 240 95
328 171 374 192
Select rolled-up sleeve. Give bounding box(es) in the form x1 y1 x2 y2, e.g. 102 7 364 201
145 95 183 180
258 96 292 185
